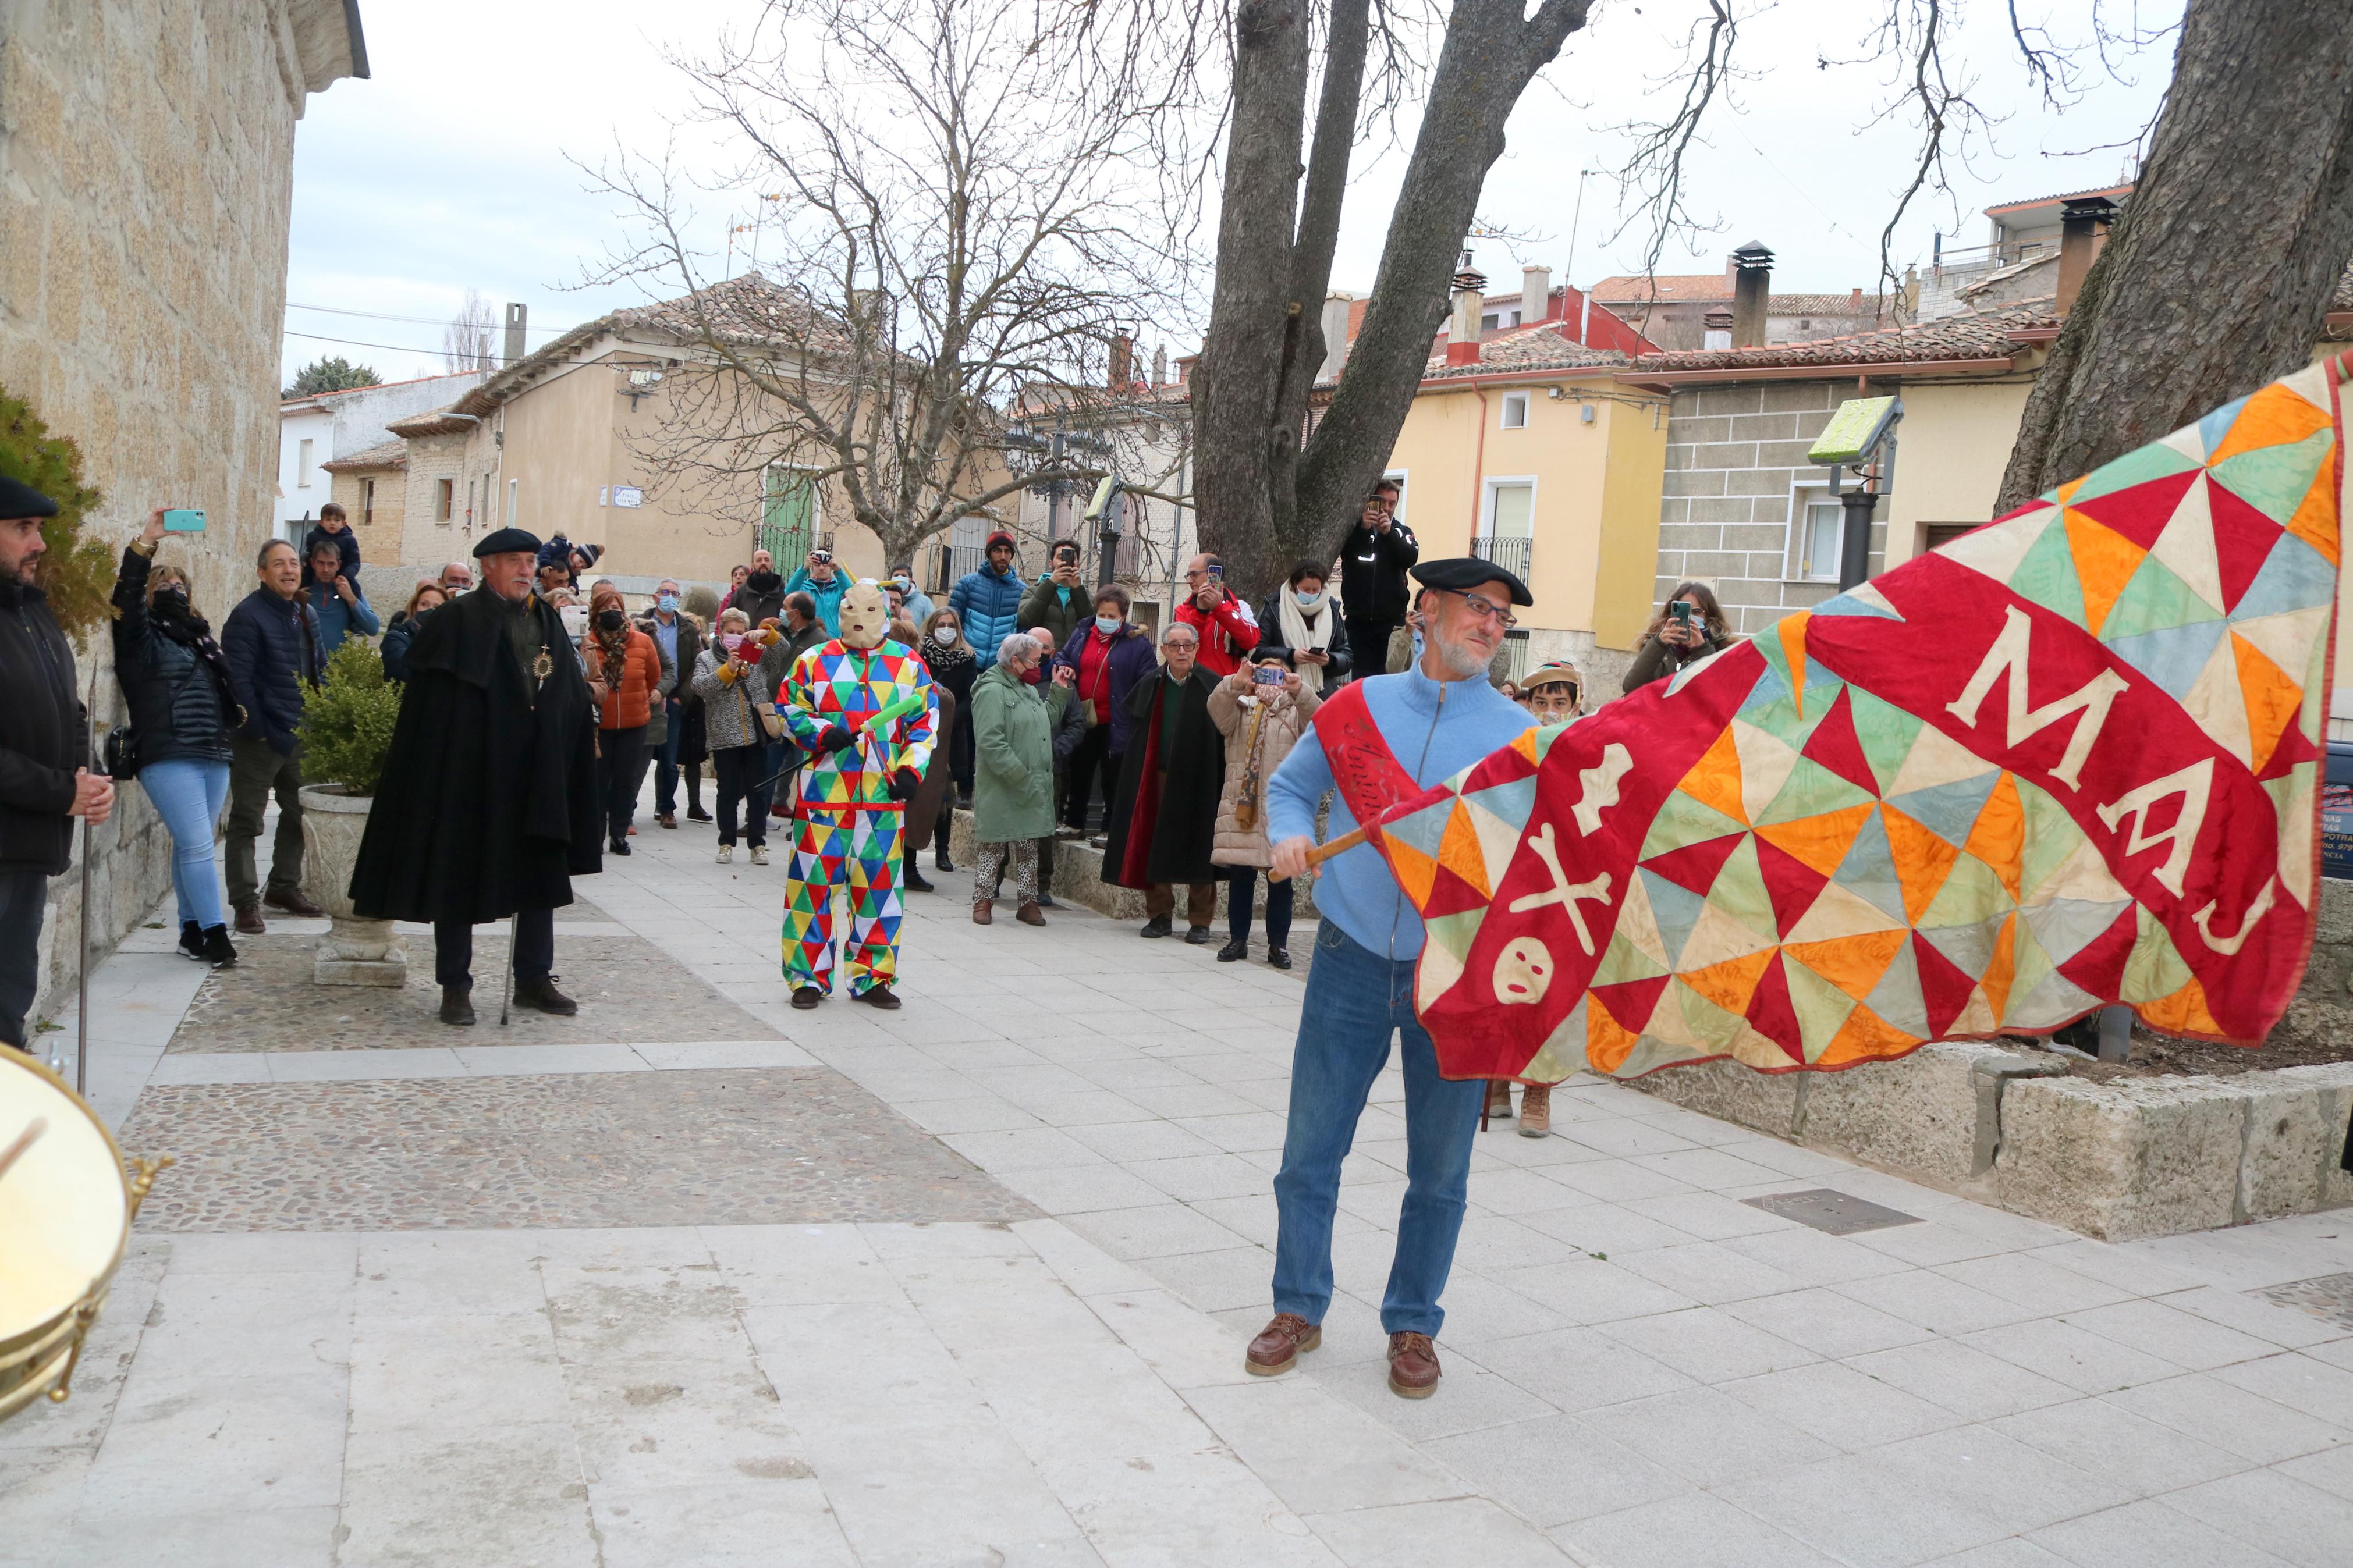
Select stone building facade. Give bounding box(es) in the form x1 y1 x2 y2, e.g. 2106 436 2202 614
0 1 365 1026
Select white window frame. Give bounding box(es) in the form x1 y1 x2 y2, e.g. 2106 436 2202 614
1381 468 1409 525
1499 391 1530 430
506 477 519 526
1786 479 1847 584
297 438 315 488
1481 475 1539 538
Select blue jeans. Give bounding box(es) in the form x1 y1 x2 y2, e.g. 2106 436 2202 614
1272 922 1484 1336
654 698 684 815
140 758 231 930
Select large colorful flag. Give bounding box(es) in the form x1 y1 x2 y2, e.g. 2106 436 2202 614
1360 354 2348 1083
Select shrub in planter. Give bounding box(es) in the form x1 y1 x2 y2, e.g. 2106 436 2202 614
297 639 402 797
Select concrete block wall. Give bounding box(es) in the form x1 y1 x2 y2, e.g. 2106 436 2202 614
1655 382 1887 636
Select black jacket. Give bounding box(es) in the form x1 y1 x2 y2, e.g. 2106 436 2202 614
1252 589 1354 682
1337 518 1419 624
111 547 234 769
381 611 420 682
1102 667 1226 890
1622 628 1734 694
635 612 702 710
222 586 323 754
0 575 84 874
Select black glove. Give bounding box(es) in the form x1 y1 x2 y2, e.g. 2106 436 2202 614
889 766 924 802
818 725 857 753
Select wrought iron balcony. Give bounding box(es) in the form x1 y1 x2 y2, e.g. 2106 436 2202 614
1470 534 1531 581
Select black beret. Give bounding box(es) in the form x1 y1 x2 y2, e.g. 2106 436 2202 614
473 527 543 559
0 474 59 519
1411 556 1533 607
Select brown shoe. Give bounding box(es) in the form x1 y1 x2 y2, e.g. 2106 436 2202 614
1518 1082 1551 1137
658 813 677 829
264 887 324 917
972 901 993 925
1016 901 1045 926
1387 1331 1441 1398
233 902 265 936
1485 1079 1513 1122
853 984 900 1010
1245 1313 1321 1376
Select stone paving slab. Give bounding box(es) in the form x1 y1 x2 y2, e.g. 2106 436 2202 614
168 930 782 1052
117 1068 1035 1231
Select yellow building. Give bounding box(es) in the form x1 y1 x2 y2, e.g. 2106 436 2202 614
1378 327 1669 688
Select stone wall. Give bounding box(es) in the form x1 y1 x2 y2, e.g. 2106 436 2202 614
1654 382 1887 637
0 1 357 1026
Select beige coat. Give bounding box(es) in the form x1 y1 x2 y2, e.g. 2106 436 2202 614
1206 672 1321 869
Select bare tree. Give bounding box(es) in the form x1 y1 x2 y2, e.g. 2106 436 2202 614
1193 0 1596 597
442 289 496 375
583 0 1201 574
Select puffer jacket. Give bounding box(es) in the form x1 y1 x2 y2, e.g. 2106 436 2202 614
222 585 323 755
111 546 233 769
949 560 1025 656
1206 671 1320 869
690 645 772 752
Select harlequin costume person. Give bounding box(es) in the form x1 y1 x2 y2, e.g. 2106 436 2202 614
775 579 936 1011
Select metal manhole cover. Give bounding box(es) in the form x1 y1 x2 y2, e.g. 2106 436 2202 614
2255 1272 2353 1331
1741 1188 1921 1235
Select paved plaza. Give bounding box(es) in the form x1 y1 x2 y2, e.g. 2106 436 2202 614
6 802 2353 1567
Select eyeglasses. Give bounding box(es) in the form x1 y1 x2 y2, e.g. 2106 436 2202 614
1440 589 1518 629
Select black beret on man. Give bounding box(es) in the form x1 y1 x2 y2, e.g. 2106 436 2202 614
473 527 542 559
1411 556 1533 607
0 475 59 518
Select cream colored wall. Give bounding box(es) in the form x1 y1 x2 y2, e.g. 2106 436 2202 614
329 467 406 541
1382 376 1666 649
1881 376 2035 568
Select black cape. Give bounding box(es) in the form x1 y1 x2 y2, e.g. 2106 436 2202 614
1103 667 1225 889
349 587 602 923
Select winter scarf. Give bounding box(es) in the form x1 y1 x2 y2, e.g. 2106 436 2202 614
1277 582 1337 694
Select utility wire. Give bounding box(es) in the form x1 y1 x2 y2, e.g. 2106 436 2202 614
282 327 494 357
285 300 571 334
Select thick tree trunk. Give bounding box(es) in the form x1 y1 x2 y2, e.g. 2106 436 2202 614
1998 0 2353 510
1193 0 1589 601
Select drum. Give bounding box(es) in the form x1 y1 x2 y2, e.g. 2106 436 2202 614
0 1048 164 1424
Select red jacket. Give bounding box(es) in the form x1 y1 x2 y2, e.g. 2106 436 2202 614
1175 591 1260 678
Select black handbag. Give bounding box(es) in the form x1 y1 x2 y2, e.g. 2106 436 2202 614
102 724 139 781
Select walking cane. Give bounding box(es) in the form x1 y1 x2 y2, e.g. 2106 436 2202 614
74 664 103 1096
499 910 520 1027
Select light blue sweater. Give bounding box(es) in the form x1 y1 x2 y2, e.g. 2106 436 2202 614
1266 665 1529 961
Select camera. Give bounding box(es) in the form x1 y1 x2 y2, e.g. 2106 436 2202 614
1253 664 1284 686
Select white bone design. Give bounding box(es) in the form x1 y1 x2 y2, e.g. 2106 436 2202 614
1573 744 1634 836
1506 822 1613 955
2194 876 2277 955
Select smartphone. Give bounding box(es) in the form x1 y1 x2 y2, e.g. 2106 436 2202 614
162 509 205 532
1253 665 1284 686
1669 600 1692 627
1206 562 1223 579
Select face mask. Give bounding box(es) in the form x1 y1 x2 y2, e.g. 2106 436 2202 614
1294 590 1321 608
154 586 188 616
1020 664 1045 686
1095 614 1120 635
656 593 677 613
932 625 958 643
597 609 624 632
721 632 744 654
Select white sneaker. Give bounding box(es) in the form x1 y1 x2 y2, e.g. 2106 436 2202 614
750 844 769 865
716 845 734 863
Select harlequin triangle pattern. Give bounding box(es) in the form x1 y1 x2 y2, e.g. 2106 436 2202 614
1349 355 2345 1086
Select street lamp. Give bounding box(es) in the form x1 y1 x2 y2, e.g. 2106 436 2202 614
1084 475 1124 590
1806 395 1902 591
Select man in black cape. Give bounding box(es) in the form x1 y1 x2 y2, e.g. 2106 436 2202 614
350 527 602 1025
1102 620 1226 941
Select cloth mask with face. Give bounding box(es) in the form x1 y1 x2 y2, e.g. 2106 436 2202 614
837 579 891 650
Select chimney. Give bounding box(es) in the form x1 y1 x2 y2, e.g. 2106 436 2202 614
1108 332 1133 390
1521 265 1551 325
1319 294 1352 382
503 302 528 367
2056 195 2118 314
1447 249 1485 367
1152 346 1167 387
1729 241 1773 348
1702 307 1734 351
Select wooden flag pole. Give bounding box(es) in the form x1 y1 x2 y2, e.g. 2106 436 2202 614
1267 824 1369 884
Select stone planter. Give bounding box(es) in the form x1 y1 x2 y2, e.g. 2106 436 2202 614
298 784 406 986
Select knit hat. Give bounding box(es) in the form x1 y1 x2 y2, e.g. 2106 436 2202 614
985 529 1016 552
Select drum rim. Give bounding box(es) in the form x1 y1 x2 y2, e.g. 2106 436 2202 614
0 1049 132 1360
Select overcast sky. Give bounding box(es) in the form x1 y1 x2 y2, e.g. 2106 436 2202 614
283 0 2181 386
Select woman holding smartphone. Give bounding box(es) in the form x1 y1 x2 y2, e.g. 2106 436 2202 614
1206 649 1319 969
1621 580 1733 694
113 508 243 966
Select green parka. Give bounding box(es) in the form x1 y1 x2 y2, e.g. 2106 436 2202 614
968 662 1068 844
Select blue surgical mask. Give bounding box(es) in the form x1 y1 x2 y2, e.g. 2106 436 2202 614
1095 614 1120 635
1294 590 1320 607
656 593 678 613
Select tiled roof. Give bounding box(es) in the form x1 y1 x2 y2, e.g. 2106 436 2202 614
280 369 484 410
1984 184 2132 216
1627 298 2057 375
318 439 407 472
1769 293 1880 318
1589 273 1732 304
1419 322 1629 381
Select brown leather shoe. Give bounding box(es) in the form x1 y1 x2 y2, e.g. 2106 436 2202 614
853 984 900 1010
1387 1332 1441 1398
1485 1079 1513 1122
1245 1313 1321 1376
233 902 265 936
1016 901 1045 926
1518 1082 1551 1137
972 901 993 925
264 887 324 917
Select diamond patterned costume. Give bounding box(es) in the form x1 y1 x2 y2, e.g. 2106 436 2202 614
775 637 936 995
1334 354 2348 1083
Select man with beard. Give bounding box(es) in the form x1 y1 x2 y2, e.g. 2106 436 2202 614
348 527 603 1026
736 548 789 628
1244 558 1532 1402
